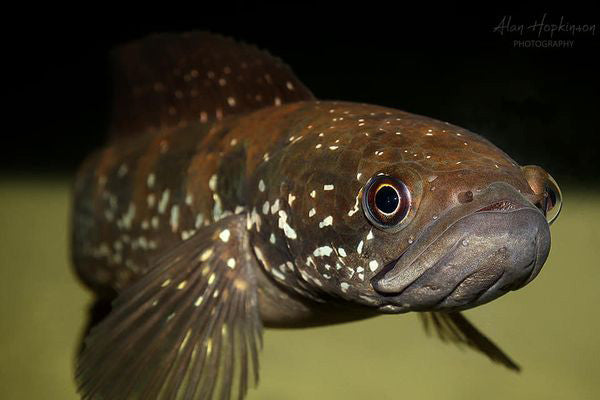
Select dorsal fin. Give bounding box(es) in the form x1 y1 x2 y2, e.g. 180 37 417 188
109 31 314 139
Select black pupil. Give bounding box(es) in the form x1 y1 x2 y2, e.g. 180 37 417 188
375 185 399 214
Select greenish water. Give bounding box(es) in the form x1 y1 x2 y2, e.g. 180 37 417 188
1 178 599 399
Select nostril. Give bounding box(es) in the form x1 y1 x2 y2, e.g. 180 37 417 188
457 190 474 204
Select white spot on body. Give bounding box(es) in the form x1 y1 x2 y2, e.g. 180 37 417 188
119 203 136 230
200 248 213 261
270 199 280 214
271 269 286 280
258 179 266 192
340 282 350 293
212 194 224 220
170 205 180 232
323 184 334 191
338 248 347 257
209 174 218 191
227 258 236 269
288 193 296 206
219 229 231 242
246 208 262 232
357 240 364 254
158 190 170 214
195 214 204 229
117 164 128 177
313 246 334 257
181 230 195 241
277 210 297 239
308 208 316 217
348 193 360 216
104 210 114 221
319 215 333 228
369 260 379 272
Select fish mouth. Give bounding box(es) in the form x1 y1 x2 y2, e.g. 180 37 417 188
373 182 551 314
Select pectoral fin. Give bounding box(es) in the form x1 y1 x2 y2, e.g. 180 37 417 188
77 215 263 400
419 312 520 371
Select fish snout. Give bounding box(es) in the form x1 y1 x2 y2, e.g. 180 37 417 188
373 202 551 313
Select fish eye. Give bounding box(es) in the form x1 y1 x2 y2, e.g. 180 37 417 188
362 175 411 228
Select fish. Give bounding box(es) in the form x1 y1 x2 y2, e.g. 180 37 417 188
71 32 563 400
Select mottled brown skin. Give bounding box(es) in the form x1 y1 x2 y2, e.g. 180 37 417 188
74 99 555 327
73 32 561 400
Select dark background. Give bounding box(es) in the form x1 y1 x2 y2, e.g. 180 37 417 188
5 4 599 184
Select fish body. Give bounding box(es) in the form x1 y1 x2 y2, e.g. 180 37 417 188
72 32 562 399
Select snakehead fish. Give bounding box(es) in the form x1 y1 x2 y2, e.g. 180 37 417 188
72 32 562 400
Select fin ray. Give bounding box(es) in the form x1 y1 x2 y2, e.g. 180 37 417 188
419 311 520 371
109 31 314 139
77 215 263 400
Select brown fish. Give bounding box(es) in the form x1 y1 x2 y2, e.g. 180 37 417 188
72 32 562 400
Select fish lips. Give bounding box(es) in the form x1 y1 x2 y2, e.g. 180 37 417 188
372 183 551 314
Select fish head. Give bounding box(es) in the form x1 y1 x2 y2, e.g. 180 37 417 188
369 166 561 314
267 102 561 313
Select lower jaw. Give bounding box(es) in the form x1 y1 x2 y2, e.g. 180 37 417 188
376 258 537 314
